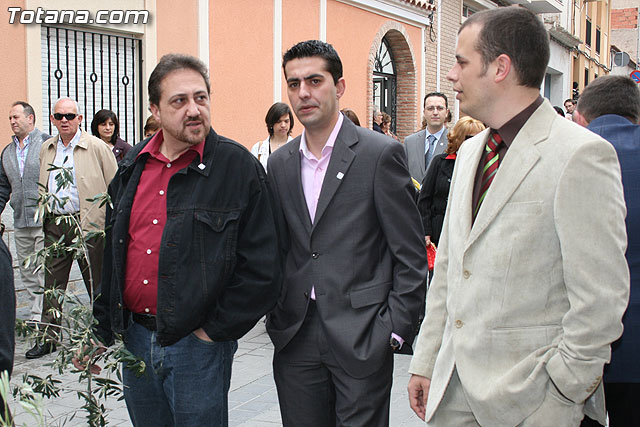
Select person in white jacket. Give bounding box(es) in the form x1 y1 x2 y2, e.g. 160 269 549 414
251 102 294 170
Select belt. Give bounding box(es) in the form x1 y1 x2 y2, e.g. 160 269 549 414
132 312 157 331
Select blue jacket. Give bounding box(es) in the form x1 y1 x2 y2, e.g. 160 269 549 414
588 114 640 382
93 128 282 346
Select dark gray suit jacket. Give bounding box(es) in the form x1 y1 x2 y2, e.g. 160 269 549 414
266 117 427 379
403 128 448 183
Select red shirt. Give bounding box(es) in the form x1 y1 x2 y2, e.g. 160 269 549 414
123 130 205 315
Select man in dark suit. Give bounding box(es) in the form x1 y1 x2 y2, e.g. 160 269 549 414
574 75 640 427
266 40 427 427
403 92 450 182
0 237 15 423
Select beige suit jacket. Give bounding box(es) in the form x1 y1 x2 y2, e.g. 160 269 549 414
409 101 629 426
39 130 118 233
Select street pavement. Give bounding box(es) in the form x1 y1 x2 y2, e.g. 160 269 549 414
3 207 425 427
9 320 425 427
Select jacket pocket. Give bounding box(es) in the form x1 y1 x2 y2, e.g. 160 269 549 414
193 209 241 298
350 283 391 309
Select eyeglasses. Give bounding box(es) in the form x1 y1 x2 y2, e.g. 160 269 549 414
53 113 78 121
425 106 446 112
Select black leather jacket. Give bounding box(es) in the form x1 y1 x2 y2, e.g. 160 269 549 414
94 128 281 346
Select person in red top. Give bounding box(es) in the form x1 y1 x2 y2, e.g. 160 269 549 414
82 54 282 426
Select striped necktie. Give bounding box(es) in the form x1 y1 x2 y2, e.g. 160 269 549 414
474 131 503 218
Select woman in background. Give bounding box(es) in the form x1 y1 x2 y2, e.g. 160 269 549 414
91 109 131 162
380 112 399 141
341 108 361 126
418 116 485 247
144 116 161 139
251 102 294 170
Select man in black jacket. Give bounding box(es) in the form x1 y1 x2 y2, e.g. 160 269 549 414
87 54 281 426
0 238 15 422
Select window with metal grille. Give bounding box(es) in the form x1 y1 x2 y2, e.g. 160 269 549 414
41 26 143 144
373 37 397 133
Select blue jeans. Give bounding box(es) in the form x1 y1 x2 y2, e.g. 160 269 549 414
122 320 238 427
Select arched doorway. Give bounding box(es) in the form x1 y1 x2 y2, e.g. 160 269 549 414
373 37 397 133
368 23 417 141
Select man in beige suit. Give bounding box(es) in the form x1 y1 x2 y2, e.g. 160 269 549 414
408 7 629 427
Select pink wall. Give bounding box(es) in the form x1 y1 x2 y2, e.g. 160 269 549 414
1 0 27 150
210 0 274 148
156 2 199 59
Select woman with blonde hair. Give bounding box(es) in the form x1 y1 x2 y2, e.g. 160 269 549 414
418 116 485 247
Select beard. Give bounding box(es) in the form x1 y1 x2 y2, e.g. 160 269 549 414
169 117 209 146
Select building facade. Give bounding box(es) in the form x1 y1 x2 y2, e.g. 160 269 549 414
2 0 447 149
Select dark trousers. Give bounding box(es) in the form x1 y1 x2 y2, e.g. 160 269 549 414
40 215 104 339
581 383 640 427
273 302 394 427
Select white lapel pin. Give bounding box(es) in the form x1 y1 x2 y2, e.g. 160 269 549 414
198 163 206 170
336 172 344 180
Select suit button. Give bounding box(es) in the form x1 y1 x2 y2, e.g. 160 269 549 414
304 291 309 298
312 252 319 259
455 320 464 328
119 239 124 244
463 270 470 279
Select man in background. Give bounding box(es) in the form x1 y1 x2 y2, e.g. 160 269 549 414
564 98 576 120
574 75 640 426
27 97 117 359
404 92 449 183
0 101 50 322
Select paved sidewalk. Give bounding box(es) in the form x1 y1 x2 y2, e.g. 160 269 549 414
9 321 425 426
3 208 425 426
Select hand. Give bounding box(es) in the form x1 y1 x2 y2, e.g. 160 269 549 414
425 236 432 247
71 339 107 375
193 327 213 342
408 374 431 421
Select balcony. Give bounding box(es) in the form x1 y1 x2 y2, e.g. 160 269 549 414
501 0 563 14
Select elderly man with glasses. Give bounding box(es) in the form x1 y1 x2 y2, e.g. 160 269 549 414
26 97 117 359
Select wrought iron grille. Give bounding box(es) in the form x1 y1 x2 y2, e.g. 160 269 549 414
41 25 143 144
373 37 397 133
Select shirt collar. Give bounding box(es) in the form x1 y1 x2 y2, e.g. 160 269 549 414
426 126 445 141
58 128 82 150
139 129 205 162
299 113 344 160
493 96 543 147
13 133 30 148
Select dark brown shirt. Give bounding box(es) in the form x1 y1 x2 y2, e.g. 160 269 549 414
471 96 544 219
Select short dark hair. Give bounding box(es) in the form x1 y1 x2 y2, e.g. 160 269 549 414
460 7 549 89
564 99 575 106
424 92 449 109
148 54 210 106
12 101 36 123
90 109 120 144
265 102 294 137
577 75 640 123
282 40 343 84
